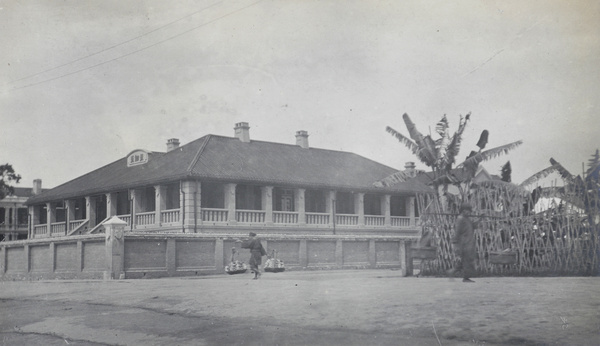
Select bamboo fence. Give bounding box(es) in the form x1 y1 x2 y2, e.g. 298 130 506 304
415 181 599 276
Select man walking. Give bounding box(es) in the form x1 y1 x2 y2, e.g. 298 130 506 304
242 232 267 279
453 203 478 283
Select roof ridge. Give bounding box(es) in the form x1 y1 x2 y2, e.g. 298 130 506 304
187 135 212 174
209 134 368 155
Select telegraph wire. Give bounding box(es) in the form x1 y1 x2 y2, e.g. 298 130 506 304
10 1 223 84
12 0 264 91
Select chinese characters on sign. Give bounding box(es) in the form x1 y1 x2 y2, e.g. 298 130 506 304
126 150 149 167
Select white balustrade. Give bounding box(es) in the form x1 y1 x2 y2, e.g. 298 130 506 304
335 214 358 225
117 214 131 226
201 208 228 222
33 224 48 237
236 210 265 223
136 211 155 226
161 209 180 223
365 215 385 226
306 212 329 225
391 216 410 227
69 219 86 231
273 211 298 224
51 222 66 235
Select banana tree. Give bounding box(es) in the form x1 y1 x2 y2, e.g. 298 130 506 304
519 153 600 224
375 113 523 211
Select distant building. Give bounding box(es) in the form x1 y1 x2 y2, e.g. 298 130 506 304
26 122 432 238
1 180 45 241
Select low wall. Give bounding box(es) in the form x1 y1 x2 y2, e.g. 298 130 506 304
0 235 106 280
0 232 416 281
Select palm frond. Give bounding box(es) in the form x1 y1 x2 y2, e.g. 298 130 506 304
435 114 449 137
538 186 586 209
373 171 413 187
446 113 471 167
386 126 419 154
403 113 437 166
475 179 529 196
549 158 575 183
436 123 451 168
457 140 523 169
539 186 565 198
421 135 438 165
519 165 557 187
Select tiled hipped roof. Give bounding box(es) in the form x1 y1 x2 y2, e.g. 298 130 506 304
27 135 432 204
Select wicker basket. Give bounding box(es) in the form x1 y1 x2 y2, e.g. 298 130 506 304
225 248 248 275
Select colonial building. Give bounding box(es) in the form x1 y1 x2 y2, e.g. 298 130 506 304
1 180 45 241
26 122 431 239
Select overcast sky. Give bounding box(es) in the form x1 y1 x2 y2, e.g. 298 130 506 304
1 0 599 190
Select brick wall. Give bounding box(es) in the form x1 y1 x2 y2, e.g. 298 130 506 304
0 233 415 280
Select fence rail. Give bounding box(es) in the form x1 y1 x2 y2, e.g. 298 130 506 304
335 214 358 226
236 210 265 223
273 211 298 224
365 215 385 226
161 209 180 224
117 215 131 226
51 222 66 236
33 224 48 237
306 212 329 225
69 219 86 231
202 208 228 222
136 212 155 226
391 216 411 227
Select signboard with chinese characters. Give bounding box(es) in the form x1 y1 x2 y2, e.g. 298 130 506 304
127 150 150 167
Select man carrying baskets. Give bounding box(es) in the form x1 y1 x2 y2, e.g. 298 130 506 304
242 232 267 279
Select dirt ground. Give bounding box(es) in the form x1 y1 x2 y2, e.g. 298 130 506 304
0 270 599 346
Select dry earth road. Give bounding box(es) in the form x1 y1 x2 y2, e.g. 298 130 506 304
1 270 599 346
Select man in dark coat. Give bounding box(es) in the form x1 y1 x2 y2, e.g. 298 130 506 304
453 203 478 282
245 232 266 279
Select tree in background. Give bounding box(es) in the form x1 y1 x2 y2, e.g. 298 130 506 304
519 150 600 225
0 164 22 200
587 149 600 178
376 113 523 210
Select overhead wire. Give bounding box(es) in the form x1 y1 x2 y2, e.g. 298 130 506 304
10 1 223 84
12 0 264 91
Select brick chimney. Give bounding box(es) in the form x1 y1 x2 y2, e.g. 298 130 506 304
234 122 250 143
404 162 416 178
295 130 309 149
32 179 42 195
166 138 180 152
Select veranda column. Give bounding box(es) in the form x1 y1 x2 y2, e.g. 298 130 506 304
86 196 97 229
225 183 237 224
355 193 365 226
261 186 273 225
155 185 166 226
325 190 336 227
29 206 38 238
46 202 55 237
382 195 391 227
407 197 416 226
130 189 139 229
295 188 306 225
65 200 75 233
106 193 117 218
180 181 199 232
